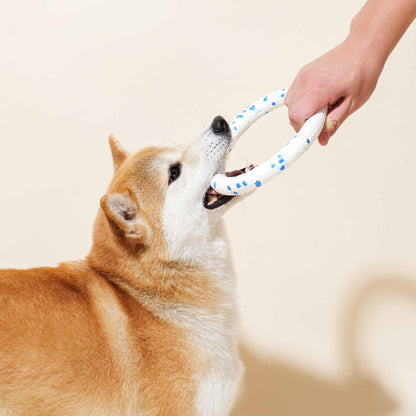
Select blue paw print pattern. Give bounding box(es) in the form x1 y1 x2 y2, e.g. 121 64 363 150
276 153 286 171
230 87 287 142
212 87 326 196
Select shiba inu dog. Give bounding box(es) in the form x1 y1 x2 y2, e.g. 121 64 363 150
0 116 251 416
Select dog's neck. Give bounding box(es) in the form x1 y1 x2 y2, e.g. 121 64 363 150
87 212 235 322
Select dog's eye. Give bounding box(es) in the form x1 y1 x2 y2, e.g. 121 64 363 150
168 163 182 185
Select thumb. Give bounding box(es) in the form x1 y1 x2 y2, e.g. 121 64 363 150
318 97 352 146
288 91 329 133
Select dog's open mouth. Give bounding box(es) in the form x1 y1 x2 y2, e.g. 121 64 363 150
203 165 255 210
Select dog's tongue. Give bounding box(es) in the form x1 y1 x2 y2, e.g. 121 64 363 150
207 187 220 195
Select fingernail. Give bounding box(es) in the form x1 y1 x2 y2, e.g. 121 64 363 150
329 120 339 133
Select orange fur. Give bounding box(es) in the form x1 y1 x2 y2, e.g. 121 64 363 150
0 137 223 415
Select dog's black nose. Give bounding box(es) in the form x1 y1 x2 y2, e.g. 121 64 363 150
211 115 230 135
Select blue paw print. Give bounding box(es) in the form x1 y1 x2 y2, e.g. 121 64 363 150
255 180 262 187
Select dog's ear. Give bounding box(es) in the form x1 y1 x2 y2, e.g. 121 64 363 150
109 135 128 171
100 193 150 244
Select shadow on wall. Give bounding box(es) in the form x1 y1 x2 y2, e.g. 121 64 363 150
232 274 416 416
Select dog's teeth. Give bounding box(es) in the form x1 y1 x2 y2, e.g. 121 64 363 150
207 194 218 204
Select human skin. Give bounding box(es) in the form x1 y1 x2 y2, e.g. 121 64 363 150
285 0 416 145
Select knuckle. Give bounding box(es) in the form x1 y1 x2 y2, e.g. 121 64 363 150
288 107 301 126
288 111 298 126
298 67 311 84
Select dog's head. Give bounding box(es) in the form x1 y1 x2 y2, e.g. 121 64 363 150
94 116 245 262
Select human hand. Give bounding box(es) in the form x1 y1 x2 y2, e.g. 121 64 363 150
285 39 384 145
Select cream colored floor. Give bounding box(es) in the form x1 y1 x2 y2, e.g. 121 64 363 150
1 1 415 415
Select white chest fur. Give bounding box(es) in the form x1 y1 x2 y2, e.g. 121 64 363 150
193 310 243 416
169 283 243 416
179 233 243 415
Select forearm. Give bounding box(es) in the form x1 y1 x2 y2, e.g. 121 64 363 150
347 0 416 66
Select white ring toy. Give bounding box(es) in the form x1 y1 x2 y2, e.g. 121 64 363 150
211 87 327 195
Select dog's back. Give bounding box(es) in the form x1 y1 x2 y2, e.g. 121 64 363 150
0 262 202 415
0 263 121 415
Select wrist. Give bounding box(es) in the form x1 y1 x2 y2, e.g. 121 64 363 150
343 24 388 78
347 0 416 66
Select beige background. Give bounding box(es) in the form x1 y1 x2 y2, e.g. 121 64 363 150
1 0 416 414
